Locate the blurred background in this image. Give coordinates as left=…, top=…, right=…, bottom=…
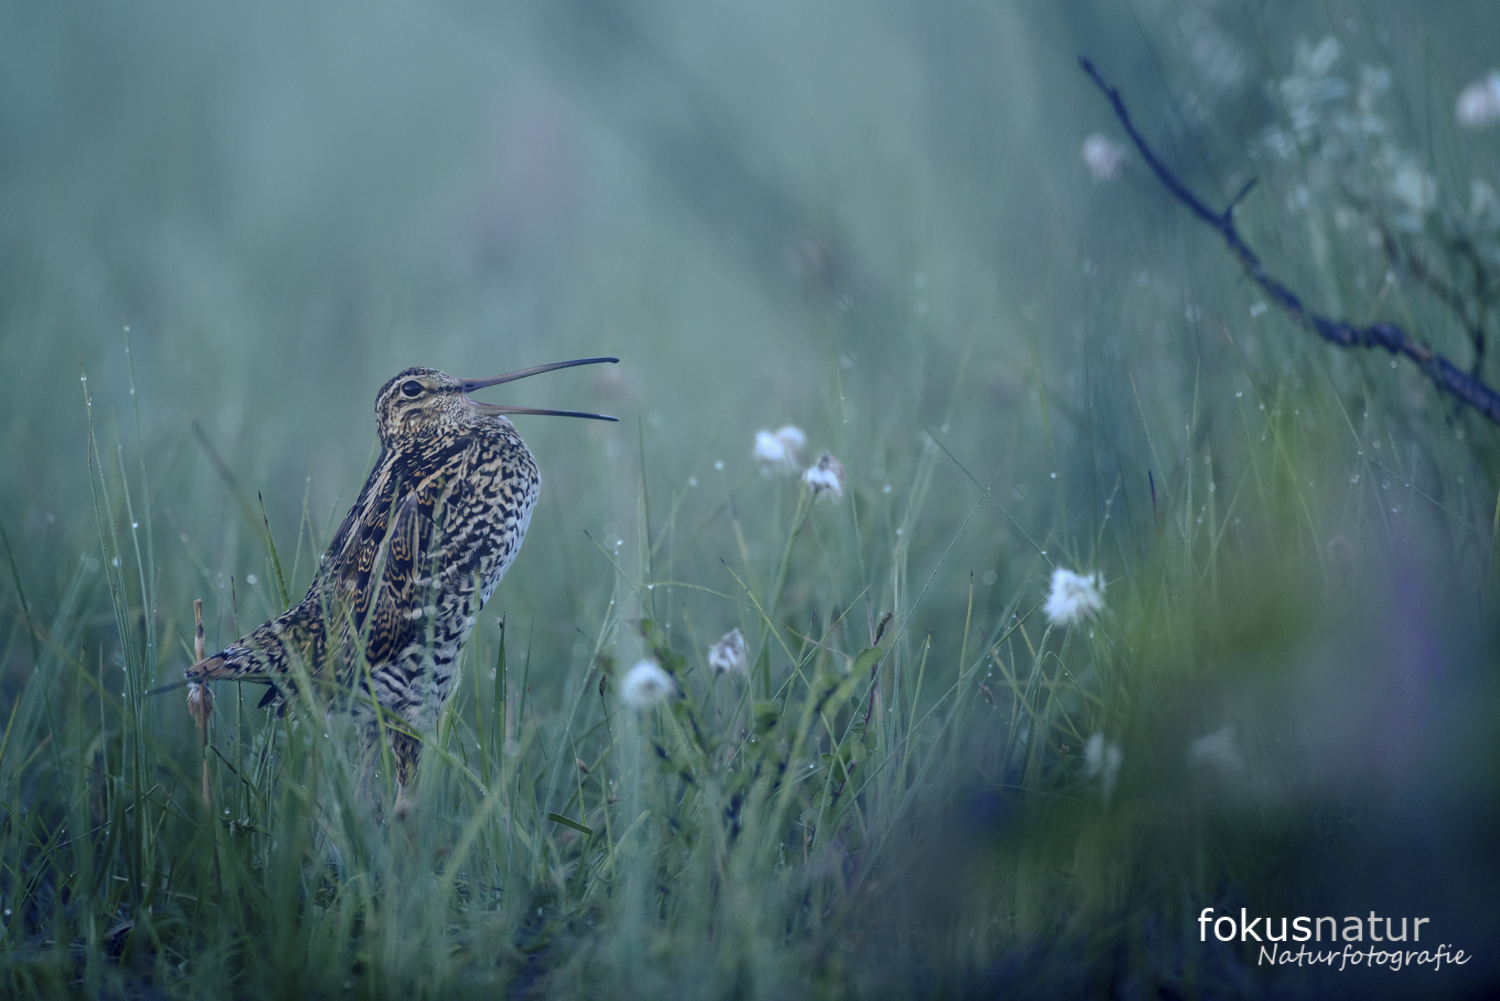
left=2, top=0, right=1499, bottom=995
left=2, top=0, right=1492, bottom=666
left=3, top=0, right=1497, bottom=622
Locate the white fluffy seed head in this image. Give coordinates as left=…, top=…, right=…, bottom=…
left=620, top=659, right=673, bottom=709
left=803, top=450, right=845, bottom=502
left=1082, top=134, right=1128, bottom=180
left=1084, top=732, right=1123, bottom=805
left=754, top=425, right=805, bottom=474
left=707, top=627, right=748, bottom=677
left=1387, top=161, right=1437, bottom=217
left=1456, top=71, right=1500, bottom=128
left=1044, top=567, right=1106, bottom=626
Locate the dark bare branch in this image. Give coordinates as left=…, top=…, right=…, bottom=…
left=1079, top=56, right=1500, bottom=426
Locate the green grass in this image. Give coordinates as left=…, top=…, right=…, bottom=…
left=3, top=329, right=1495, bottom=997
left=3, top=3, right=1500, bottom=998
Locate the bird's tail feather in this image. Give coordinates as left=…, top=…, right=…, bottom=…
left=185, top=654, right=233, bottom=680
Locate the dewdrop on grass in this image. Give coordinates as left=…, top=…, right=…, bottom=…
left=620, top=660, right=673, bottom=709
left=707, top=628, right=748, bottom=677
left=1044, top=568, right=1106, bottom=626
left=754, top=425, right=805, bottom=475
left=803, top=450, right=845, bottom=502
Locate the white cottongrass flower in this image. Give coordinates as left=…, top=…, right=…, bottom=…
left=1456, top=71, right=1500, bottom=128
left=803, top=450, right=844, bottom=502
left=1043, top=568, right=1106, bottom=626
left=753, top=425, right=805, bottom=474
left=1084, top=732, right=1123, bottom=805
left=707, top=627, right=748, bottom=677
left=1470, top=180, right=1500, bottom=228
left=620, top=659, right=673, bottom=709
left=1387, top=160, right=1437, bottom=218
left=1082, top=134, right=1128, bottom=181
left=1188, top=725, right=1245, bottom=773
left=1272, top=37, right=1346, bottom=139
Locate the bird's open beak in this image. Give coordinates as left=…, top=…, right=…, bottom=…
left=460, top=357, right=620, bottom=422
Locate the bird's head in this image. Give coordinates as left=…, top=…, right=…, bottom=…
left=373, top=358, right=620, bottom=444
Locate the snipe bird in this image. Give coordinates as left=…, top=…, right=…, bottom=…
left=185, top=357, right=617, bottom=810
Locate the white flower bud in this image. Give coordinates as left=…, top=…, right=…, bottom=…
left=803, top=450, right=844, bottom=502
left=754, top=425, right=805, bottom=474
left=1082, top=134, right=1128, bottom=180
left=707, top=627, right=748, bottom=677
left=1043, top=568, right=1106, bottom=626
left=620, top=660, right=673, bottom=709
left=1456, top=71, right=1500, bottom=128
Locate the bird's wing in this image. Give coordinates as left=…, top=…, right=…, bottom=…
left=331, top=438, right=480, bottom=670
left=179, top=439, right=479, bottom=691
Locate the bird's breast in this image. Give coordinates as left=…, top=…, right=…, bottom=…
left=461, top=424, right=540, bottom=597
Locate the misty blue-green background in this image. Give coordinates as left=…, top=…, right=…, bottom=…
left=3, top=1, right=1499, bottom=994
left=5, top=0, right=1495, bottom=642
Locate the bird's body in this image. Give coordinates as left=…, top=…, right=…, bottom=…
left=185, top=360, right=615, bottom=805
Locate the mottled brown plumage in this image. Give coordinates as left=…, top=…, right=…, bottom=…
left=185, top=358, right=617, bottom=810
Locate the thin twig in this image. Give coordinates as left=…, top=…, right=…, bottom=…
left=1079, top=56, right=1500, bottom=425
left=1361, top=202, right=1490, bottom=379
left=187, top=598, right=213, bottom=812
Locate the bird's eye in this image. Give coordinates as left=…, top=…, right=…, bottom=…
left=400, top=380, right=423, bottom=398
